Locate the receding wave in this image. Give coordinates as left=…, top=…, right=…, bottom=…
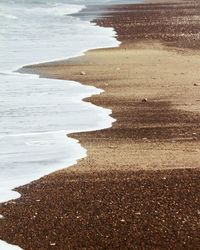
left=0, top=0, right=119, bottom=206
left=0, top=1, right=119, bottom=249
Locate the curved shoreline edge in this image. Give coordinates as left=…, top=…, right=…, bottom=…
left=0, top=4, right=120, bottom=205
left=0, top=4, right=120, bottom=250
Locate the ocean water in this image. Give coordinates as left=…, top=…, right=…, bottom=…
left=0, top=0, right=134, bottom=249
left=0, top=0, right=120, bottom=202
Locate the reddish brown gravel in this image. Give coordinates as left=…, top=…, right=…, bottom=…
left=0, top=169, right=200, bottom=249
left=93, top=1, right=200, bottom=49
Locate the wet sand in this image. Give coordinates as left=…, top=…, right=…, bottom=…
left=0, top=1, right=200, bottom=249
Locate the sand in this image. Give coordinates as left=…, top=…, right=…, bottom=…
left=0, top=1, right=200, bottom=249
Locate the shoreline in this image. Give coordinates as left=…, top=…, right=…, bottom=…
left=0, top=4, right=119, bottom=206
left=1, top=1, right=200, bottom=249
left=0, top=4, right=120, bottom=249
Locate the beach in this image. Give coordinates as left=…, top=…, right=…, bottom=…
left=0, top=1, right=200, bottom=249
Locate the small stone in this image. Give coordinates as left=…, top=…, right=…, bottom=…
left=80, top=71, right=86, bottom=75
left=50, top=242, right=56, bottom=246
left=120, top=219, right=125, bottom=222
left=162, top=176, right=167, bottom=180
left=194, top=83, right=199, bottom=86
left=135, top=212, right=141, bottom=215
left=0, top=215, right=4, bottom=219
left=108, top=145, right=117, bottom=149
left=142, top=98, right=148, bottom=102
left=8, top=201, right=16, bottom=204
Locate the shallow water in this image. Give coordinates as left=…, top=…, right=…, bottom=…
left=0, top=0, right=119, bottom=204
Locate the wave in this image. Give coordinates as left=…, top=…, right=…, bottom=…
left=0, top=3, right=85, bottom=23
left=23, top=3, right=85, bottom=17
left=0, top=12, right=17, bottom=19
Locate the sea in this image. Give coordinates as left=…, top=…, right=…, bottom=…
left=0, top=0, right=134, bottom=249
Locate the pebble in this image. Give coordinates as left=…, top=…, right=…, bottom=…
left=8, top=201, right=16, bottom=204
left=108, top=145, right=117, bottom=149
left=142, top=98, right=148, bottom=102
left=50, top=242, right=56, bottom=246
left=80, top=71, right=86, bottom=75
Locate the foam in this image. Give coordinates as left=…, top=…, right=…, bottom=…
left=0, top=1, right=119, bottom=249
left=0, top=240, right=21, bottom=250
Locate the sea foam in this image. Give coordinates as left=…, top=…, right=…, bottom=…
left=0, top=1, right=119, bottom=249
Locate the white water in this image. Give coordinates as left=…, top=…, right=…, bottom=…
left=0, top=0, right=120, bottom=202
left=0, top=240, right=21, bottom=250
left=0, top=1, right=121, bottom=249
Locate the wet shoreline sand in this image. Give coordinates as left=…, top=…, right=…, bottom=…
left=1, top=1, right=200, bottom=249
